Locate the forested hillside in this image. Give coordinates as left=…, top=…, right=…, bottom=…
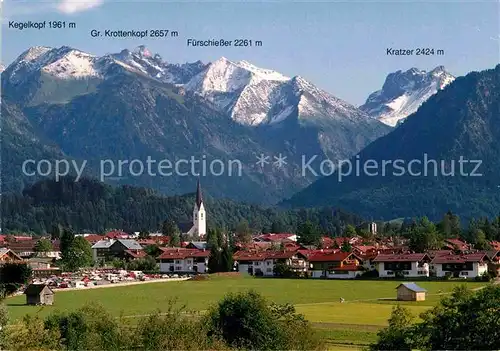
left=2, top=177, right=363, bottom=234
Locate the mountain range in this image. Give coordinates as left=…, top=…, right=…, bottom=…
left=1, top=45, right=391, bottom=204
left=285, top=65, right=500, bottom=221
left=3, top=44, right=480, bottom=219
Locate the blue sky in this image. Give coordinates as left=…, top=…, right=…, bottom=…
left=2, top=0, right=499, bottom=105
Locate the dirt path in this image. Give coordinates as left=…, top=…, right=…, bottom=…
left=312, top=322, right=382, bottom=331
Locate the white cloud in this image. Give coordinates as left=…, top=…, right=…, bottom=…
left=56, top=0, right=104, bottom=14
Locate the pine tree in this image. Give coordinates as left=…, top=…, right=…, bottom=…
left=170, top=231, right=181, bottom=247
left=297, top=220, right=321, bottom=246
left=138, top=230, right=150, bottom=239
left=50, top=224, right=63, bottom=240
left=60, top=227, right=75, bottom=260
left=208, top=243, right=222, bottom=273
left=162, top=219, right=179, bottom=237
left=220, top=245, right=234, bottom=272
left=235, top=220, right=252, bottom=244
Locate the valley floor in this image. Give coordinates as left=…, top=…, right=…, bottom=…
left=6, top=276, right=485, bottom=349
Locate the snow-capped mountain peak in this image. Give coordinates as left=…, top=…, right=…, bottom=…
left=42, top=49, right=98, bottom=79
left=360, top=66, right=455, bottom=127
left=4, top=45, right=209, bottom=88
left=18, top=46, right=52, bottom=63
left=185, top=59, right=371, bottom=127
left=235, top=60, right=289, bottom=81
left=5, top=46, right=99, bottom=84
left=4, top=45, right=380, bottom=130
left=133, top=45, right=152, bottom=58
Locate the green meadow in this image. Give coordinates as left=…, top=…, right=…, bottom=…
left=6, top=276, right=484, bottom=350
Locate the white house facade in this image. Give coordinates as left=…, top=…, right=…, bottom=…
left=431, top=252, right=490, bottom=278
left=158, top=248, right=209, bottom=273
left=373, top=253, right=431, bottom=278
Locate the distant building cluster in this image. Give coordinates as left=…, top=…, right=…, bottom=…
left=1, top=182, right=499, bottom=283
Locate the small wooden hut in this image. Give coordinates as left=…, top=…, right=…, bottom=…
left=396, top=282, right=426, bottom=301
left=24, top=284, right=54, bottom=305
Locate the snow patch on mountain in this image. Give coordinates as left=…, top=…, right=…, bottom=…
left=4, top=45, right=207, bottom=88
left=185, top=57, right=295, bottom=125
left=108, top=46, right=207, bottom=84
left=4, top=45, right=381, bottom=130
left=42, top=50, right=99, bottom=79
left=360, top=66, right=455, bottom=127
left=185, top=59, right=370, bottom=127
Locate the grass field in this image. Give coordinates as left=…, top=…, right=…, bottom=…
left=5, top=276, right=485, bottom=350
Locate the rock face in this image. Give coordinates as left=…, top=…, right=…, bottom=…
left=360, top=66, right=455, bottom=127
left=1, top=45, right=390, bottom=204
left=285, top=65, right=500, bottom=221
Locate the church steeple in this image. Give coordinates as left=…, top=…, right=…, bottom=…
left=196, top=179, right=203, bottom=208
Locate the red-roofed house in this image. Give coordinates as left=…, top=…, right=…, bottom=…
left=233, top=251, right=267, bottom=275
left=6, top=239, right=37, bottom=258
left=82, top=235, right=105, bottom=244
left=373, top=253, right=431, bottom=278
left=442, top=238, right=471, bottom=252
left=431, top=252, right=491, bottom=278
left=298, top=248, right=338, bottom=259
left=320, top=236, right=362, bottom=249
left=157, top=248, right=210, bottom=273
left=0, top=248, right=23, bottom=263
left=488, top=250, right=500, bottom=276
left=233, top=250, right=308, bottom=276
left=308, top=251, right=363, bottom=279
left=490, top=241, right=500, bottom=251
left=235, top=242, right=273, bottom=251
left=13, top=235, right=33, bottom=241
left=105, top=230, right=130, bottom=239
left=124, top=249, right=148, bottom=261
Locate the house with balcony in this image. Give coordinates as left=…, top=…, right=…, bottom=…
left=157, top=248, right=209, bottom=273
left=233, top=251, right=267, bottom=275
left=233, top=250, right=308, bottom=276
left=0, top=248, right=23, bottom=263
left=308, top=251, right=363, bottom=279
left=373, top=253, right=431, bottom=278
left=6, top=239, right=37, bottom=258
left=431, top=252, right=491, bottom=278
left=91, top=239, right=143, bottom=262
left=264, top=251, right=309, bottom=276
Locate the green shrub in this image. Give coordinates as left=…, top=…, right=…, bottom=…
left=205, top=290, right=324, bottom=350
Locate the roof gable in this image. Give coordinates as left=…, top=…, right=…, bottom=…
left=158, top=248, right=209, bottom=260
left=24, top=284, right=53, bottom=295
left=373, top=253, right=429, bottom=262
left=115, top=239, right=143, bottom=250
left=397, top=282, right=427, bottom=292
left=0, top=248, right=22, bottom=261
left=431, top=252, right=490, bottom=264
left=91, top=239, right=115, bottom=249
left=308, top=251, right=357, bottom=262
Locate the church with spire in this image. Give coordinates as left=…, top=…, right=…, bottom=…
left=179, top=180, right=207, bottom=239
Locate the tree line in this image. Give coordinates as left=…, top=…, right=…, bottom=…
left=2, top=177, right=363, bottom=235
left=0, top=291, right=324, bottom=351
